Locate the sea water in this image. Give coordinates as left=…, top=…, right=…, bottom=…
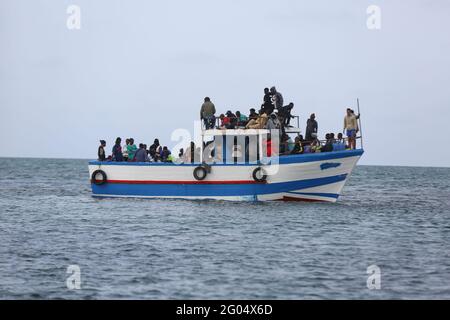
left=0, top=158, right=449, bottom=299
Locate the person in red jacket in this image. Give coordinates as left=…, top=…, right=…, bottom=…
left=219, top=114, right=230, bottom=129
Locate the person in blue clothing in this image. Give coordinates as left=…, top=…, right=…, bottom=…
left=112, top=137, right=124, bottom=161
left=134, top=143, right=150, bottom=162
left=332, top=133, right=346, bottom=151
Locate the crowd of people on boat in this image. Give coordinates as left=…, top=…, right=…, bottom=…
left=200, top=87, right=295, bottom=131
left=97, top=138, right=179, bottom=163
left=97, top=87, right=360, bottom=162
left=199, top=86, right=360, bottom=150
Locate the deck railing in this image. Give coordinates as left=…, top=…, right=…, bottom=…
left=203, top=115, right=301, bottom=130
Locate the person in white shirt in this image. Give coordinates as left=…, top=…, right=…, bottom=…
left=122, top=138, right=129, bottom=161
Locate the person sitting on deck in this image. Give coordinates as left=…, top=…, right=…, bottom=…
left=321, top=133, right=333, bottom=153
left=226, top=111, right=237, bottom=129
left=134, top=143, right=150, bottom=162
left=161, top=146, right=172, bottom=162
left=219, top=113, right=230, bottom=129
left=112, top=137, right=124, bottom=161
left=279, top=133, right=292, bottom=155
left=122, top=138, right=130, bottom=161
left=248, top=108, right=258, bottom=121
left=200, top=97, right=216, bottom=130
left=311, top=138, right=322, bottom=153
left=98, top=140, right=106, bottom=161
left=245, top=110, right=268, bottom=129
left=235, top=111, right=248, bottom=127
left=149, top=138, right=162, bottom=162
left=333, top=133, right=346, bottom=151
left=127, top=138, right=138, bottom=161
left=290, top=135, right=304, bottom=154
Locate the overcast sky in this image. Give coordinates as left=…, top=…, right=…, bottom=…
left=1, top=0, right=449, bottom=167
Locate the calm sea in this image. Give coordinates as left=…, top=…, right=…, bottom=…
left=0, top=158, right=449, bottom=299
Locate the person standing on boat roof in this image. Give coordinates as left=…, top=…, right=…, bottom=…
left=98, top=140, right=106, bottom=161
left=344, top=108, right=359, bottom=150
left=279, top=103, right=295, bottom=127
left=200, top=97, right=216, bottom=130
left=270, top=87, right=284, bottom=111
left=112, top=137, right=124, bottom=162
left=262, top=88, right=274, bottom=115
left=305, top=113, right=318, bottom=143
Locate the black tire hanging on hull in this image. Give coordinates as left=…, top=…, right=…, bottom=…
left=193, top=166, right=208, bottom=181
left=252, top=167, right=267, bottom=182
left=91, top=169, right=107, bottom=185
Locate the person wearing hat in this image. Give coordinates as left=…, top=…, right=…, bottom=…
left=98, top=140, right=106, bottom=161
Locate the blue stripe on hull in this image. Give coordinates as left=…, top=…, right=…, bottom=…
left=92, top=174, right=347, bottom=197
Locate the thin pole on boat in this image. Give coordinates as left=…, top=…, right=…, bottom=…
left=357, top=98, right=364, bottom=149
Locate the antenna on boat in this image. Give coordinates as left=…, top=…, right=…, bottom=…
left=357, top=98, right=364, bottom=149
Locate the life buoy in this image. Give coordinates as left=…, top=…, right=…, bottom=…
left=252, top=167, right=267, bottom=182
left=193, top=166, right=208, bottom=181
left=91, top=169, right=107, bottom=185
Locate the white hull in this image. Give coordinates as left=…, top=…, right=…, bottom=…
left=89, top=149, right=363, bottom=202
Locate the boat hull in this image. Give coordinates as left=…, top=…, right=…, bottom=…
left=88, top=149, right=363, bottom=202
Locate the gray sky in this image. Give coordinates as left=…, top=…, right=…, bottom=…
left=1, top=0, right=449, bottom=167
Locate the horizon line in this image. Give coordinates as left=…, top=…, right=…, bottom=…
left=0, top=156, right=448, bottom=169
